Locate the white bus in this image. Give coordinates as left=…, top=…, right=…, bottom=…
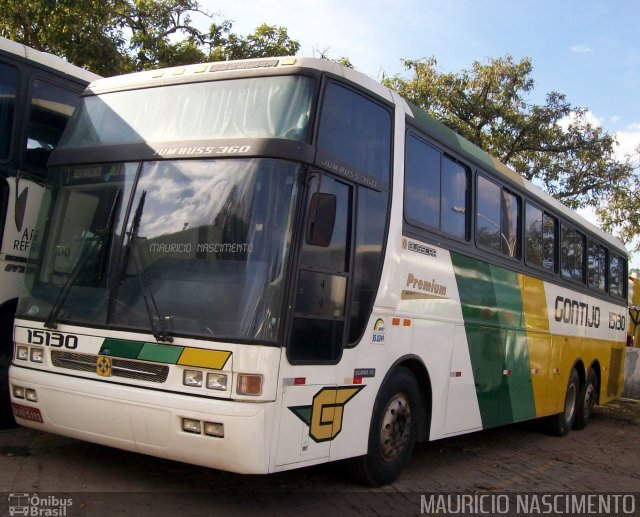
left=0, top=37, right=99, bottom=427
left=9, top=57, right=628, bottom=485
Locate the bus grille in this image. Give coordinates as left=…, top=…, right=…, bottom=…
left=50, top=350, right=169, bottom=383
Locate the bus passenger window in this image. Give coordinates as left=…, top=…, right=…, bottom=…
left=476, top=175, right=520, bottom=258
left=587, top=241, right=607, bottom=291
left=609, top=254, right=626, bottom=298
left=561, top=224, right=585, bottom=282
left=0, top=63, right=18, bottom=160
left=404, top=134, right=468, bottom=239
left=525, top=202, right=557, bottom=271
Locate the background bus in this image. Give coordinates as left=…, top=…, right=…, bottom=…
left=0, top=37, right=100, bottom=427
left=9, top=57, right=628, bottom=485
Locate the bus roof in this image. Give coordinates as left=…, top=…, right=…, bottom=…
left=83, top=56, right=627, bottom=255
left=0, top=36, right=100, bottom=84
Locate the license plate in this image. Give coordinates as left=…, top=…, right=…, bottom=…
left=12, top=402, right=44, bottom=423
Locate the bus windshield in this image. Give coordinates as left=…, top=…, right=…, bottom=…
left=58, top=75, right=315, bottom=148
left=19, top=158, right=301, bottom=343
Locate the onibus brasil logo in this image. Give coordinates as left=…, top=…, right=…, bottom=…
left=8, top=493, right=73, bottom=516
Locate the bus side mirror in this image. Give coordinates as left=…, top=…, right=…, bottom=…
left=306, top=192, right=336, bottom=247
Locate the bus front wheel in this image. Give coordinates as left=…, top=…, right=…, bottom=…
left=346, top=366, right=420, bottom=486
left=546, top=368, right=579, bottom=437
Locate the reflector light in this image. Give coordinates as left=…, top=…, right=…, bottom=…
left=294, top=377, right=306, bottom=385
left=237, top=374, right=263, bottom=396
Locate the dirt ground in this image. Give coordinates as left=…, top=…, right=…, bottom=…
left=1, top=400, right=639, bottom=516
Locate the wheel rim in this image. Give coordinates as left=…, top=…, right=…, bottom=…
left=379, top=393, right=412, bottom=462
left=565, top=383, right=577, bottom=423
left=583, top=382, right=595, bottom=417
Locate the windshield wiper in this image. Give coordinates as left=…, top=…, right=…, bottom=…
left=122, top=191, right=173, bottom=343
left=45, top=189, right=122, bottom=329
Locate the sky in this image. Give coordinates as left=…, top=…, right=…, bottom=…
left=198, top=0, right=640, bottom=266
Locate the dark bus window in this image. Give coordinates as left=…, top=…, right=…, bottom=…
left=404, top=134, right=469, bottom=239
left=290, top=175, right=352, bottom=362
left=25, top=79, right=79, bottom=169
left=476, top=175, right=520, bottom=258
left=561, top=223, right=585, bottom=282
left=0, top=63, right=18, bottom=160
left=609, top=254, right=626, bottom=298
left=348, top=187, right=388, bottom=344
left=587, top=241, right=607, bottom=291
left=317, top=82, right=392, bottom=185
left=525, top=202, right=557, bottom=271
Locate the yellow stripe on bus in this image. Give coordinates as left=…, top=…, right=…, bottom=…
left=177, top=348, right=232, bottom=370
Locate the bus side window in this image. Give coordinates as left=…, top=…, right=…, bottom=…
left=561, top=223, right=585, bottom=282
left=24, top=79, right=79, bottom=170
left=404, top=133, right=469, bottom=239
left=610, top=254, right=626, bottom=298
left=587, top=241, right=607, bottom=291
left=0, top=63, right=18, bottom=161
left=525, top=202, right=557, bottom=272
left=476, top=175, right=521, bottom=258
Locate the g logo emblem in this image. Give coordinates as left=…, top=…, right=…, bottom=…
left=96, top=356, right=112, bottom=377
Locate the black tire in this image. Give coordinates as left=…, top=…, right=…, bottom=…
left=574, top=368, right=597, bottom=430
left=346, top=367, right=421, bottom=486
left=546, top=368, right=579, bottom=437
left=0, top=308, right=17, bottom=429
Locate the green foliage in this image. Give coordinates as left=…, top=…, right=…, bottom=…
left=385, top=55, right=639, bottom=249
left=210, top=23, right=300, bottom=61
left=0, top=0, right=300, bottom=75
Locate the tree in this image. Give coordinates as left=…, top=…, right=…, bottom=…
left=384, top=56, right=639, bottom=248
left=209, top=23, right=300, bottom=61
left=0, top=1, right=301, bottom=76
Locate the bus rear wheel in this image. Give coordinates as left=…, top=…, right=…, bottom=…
left=346, top=367, right=420, bottom=486
left=546, top=368, right=579, bottom=437
left=574, top=368, right=597, bottom=430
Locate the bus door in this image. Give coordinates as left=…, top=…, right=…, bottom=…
left=276, top=172, right=354, bottom=467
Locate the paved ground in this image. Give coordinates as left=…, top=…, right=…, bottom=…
left=0, top=400, right=639, bottom=516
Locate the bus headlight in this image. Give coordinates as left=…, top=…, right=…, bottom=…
left=16, top=346, right=29, bottom=361
left=206, top=373, right=227, bottom=391
left=183, top=370, right=203, bottom=387
left=236, top=374, right=263, bottom=396
left=30, top=348, right=44, bottom=363
left=181, top=418, right=201, bottom=434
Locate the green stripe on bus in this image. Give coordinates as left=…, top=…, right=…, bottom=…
left=138, top=342, right=184, bottom=363
left=100, top=338, right=144, bottom=359
left=452, top=253, right=536, bottom=428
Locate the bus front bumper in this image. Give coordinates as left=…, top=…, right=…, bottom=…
left=9, top=365, right=275, bottom=474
